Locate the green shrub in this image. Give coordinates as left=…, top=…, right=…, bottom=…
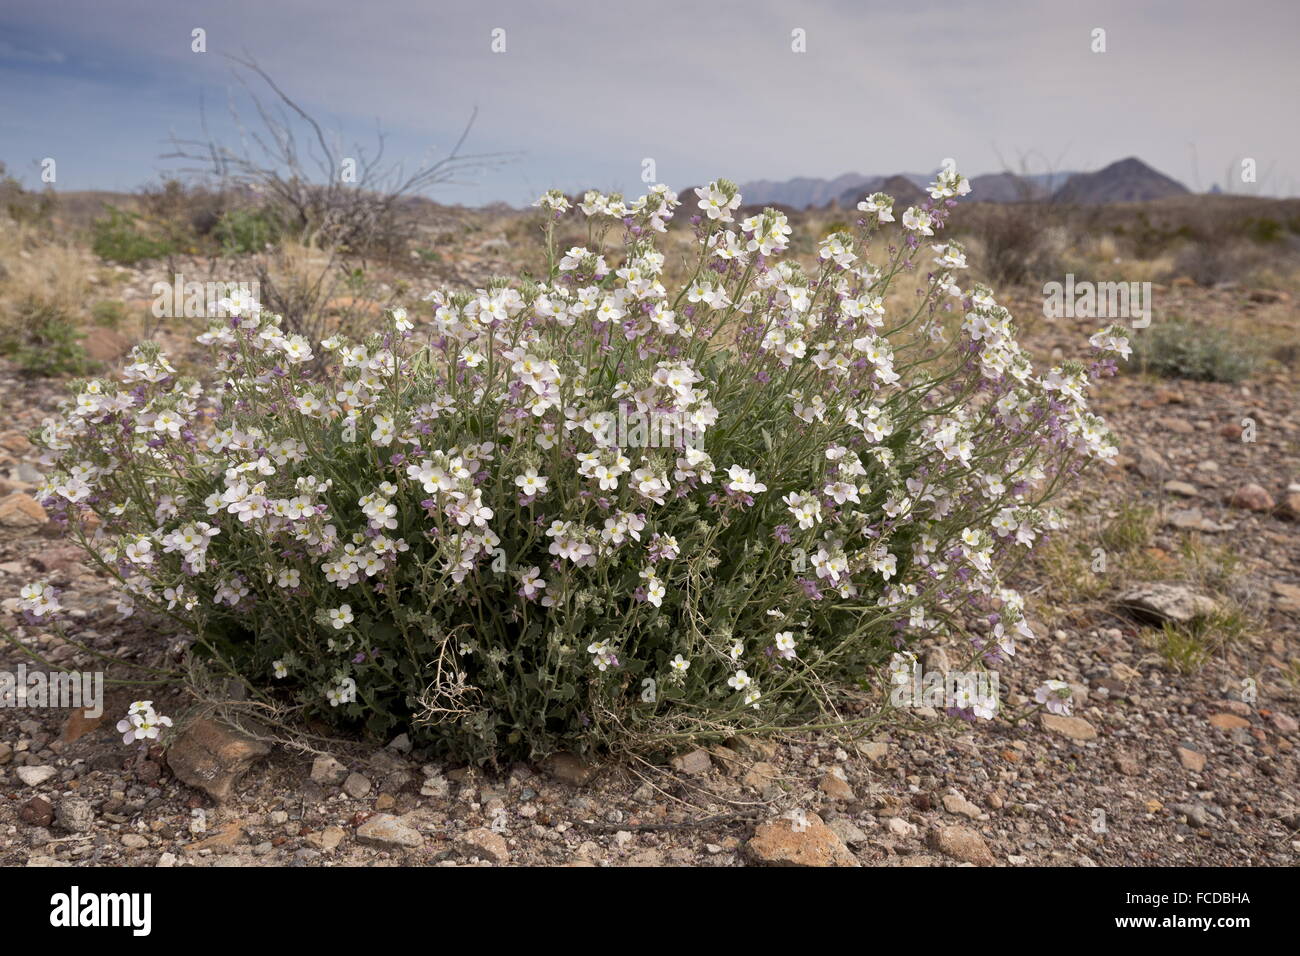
left=214, top=207, right=282, bottom=255
left=0, top=298, right=95, bottom=377
left=1130, top=319, right=1256, bottom=382
left=91, top=206, right=174, bottom=264
left=30, top=170, right=1124, bottom=762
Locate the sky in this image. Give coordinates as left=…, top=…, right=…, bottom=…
left=2, top=0, right=1298, bottom=206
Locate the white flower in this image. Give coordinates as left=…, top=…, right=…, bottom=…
left=727, top=670, right=752, bottom=691
left=328, top=604, right=355, bottom=630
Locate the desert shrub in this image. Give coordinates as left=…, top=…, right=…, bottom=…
left=0, top=298, right=94, bottom=376
left=91, top=206, right=174, bottom=264
left=1130, top=319, right=1256, bottom=382
left=0, top=163, right=57, bottom=226
left=30, top=168, right=1124, bottom=762
left=214, top=207, right=282, bottom=255
left=959, top=203, right=1062, bottom=285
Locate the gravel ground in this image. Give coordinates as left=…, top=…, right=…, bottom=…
left=1, top=281, right=1297, bottom=867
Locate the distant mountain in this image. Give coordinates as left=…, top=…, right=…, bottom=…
left=740, top=158, right=1192, bottom=209
left=837, top=174, right=927, bottom=210
left=1051, top=157, right=1190, bottom=204
left=736, top=173, right=876, bottom=210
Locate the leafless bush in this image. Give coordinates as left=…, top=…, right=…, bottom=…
left=165, top=56, right=509, bottom=256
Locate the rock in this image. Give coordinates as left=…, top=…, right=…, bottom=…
left=355, top=813, right=423, bottom=849
left=1114, top=753, right=1141, bottom=775
left=166, top=718, right=270, bottom=802
left=825, top=817, right=869, bottom=847
left=156, top=852, right=177, bottom=868
left=1228, top=483, right=1274, bottom=512
left=669, top=748, right=713, bottom=775
left=419, top=771, right=450, bottom=799
left=15, top=765, right=57, bottom=787
left=742, top=761, right=780, bottom=791
left=121, top=834, right=149, bottom=850
left=1270, top=711, right=1299, bottom=734
left=728, top=736, right=779, bottom=761
left=942, top=792, right=983, bottom=819
left=183, top=821, right=246, bottom=853
left=454, top=828, right=510, bottom=863
left=746, top=812, right=858, bottom=867
left=541, top=752, right=596, bottom=786
left=1163, top=480, right=1199, bottom=497
left=1277, top=492, right=1300, bottom=521
left=0, top=742, right=11, bottom=764
left=856, top=740, right=888, bottom=762
left=1208, top=712, right=1250, bottom=731
left=1040, top=713, right=1098, bottom=741
left=387, top=733, right=412, bottom=753
left=1274, top=582, right=1300, bottom=614
left=929, top=825, right=995, bottom=865
left=306, top=826, right=346, bottom=851
left=342, top=772, right=372, bottom=799
left=310, top=755, right=348, bottom=786
left=1116, top=583, right=1219, bottom=625
left=0, top=492, right=46, bottom=528
left=886, top=816, right=916, bottom=837
left=1132, top=445, right=1167, bottom=479
left=55, top=797, right=95, bottom=833
left=19, top=796, right=54, bottom=826
left=818, top=767, right=856, bottom=801
left=1176, top=746, right=1207, bottom=772
left=60, top=708, right=106, bottom=744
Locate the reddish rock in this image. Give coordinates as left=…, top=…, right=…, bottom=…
left=0, top=493, right=47, bottom=529
left=929, top=825, right=995, bottom=865
left=19, top=796, right=54, bottom=827
left=1208, top=712, right=1250, bottom=731
left=166, top=718, right=270, bottom=802
left=1228, top=483, right=1274, bottom=512
left=747, top=812, right=858, bottom=867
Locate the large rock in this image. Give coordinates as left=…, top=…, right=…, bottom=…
left=355, top=813, right=423, bottom=849
left=746, top=812, right=858, bottom=867
left=1228, top=483, right=1274, bottom=512
left=454, top=828, right=510, bottom=863
left=1116, top=583, right=1219, bottom=625
left=0, top=493, right=47, bottom=528
left=1041, top=713, right=1098, bottom=741
left=541, top=752, right=596, bottom=786
left=929, top=825, right=995, bottom=865
left=166, top=718, right=270, bottom=802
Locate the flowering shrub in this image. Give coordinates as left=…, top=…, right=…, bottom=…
left=32, top=164, right=1126, bottom=762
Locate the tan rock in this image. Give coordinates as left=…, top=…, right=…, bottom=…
left=818, top=767, right=855, bottom=801
left=669, top=748, right=713, bottom=775
left=1228, top=483, right=1274, bottom=512
left=0, top=493, right=46, bottom=528
left=541, top=752, right=596, bottom=786
left=1176, top=746, right=1207, bottom=772
left=929, top=825, right=995, bottom=865
left=455, top=827, right=510, bottom=863
left=1041, top=713, right=1098, bottom=741
left=746, top=812, right=858, bottom=867
left=1208, top=712, right=1250, bottom=731
left=942, top=792, right=982, bottom=819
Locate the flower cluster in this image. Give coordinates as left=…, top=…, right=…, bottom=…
left=115, top=700, right=173, bottom=745
left=31, top=164, right=1123, bottom=760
